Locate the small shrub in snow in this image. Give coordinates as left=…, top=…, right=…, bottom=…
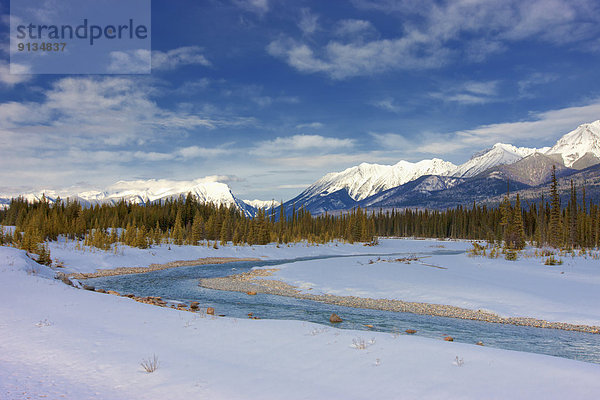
left=544, top=256, right=563, bottom=266
left=35, top=318, right=52, bottom=327
left=351, top=337, right=375, bottom=350
left=453, top=356, right=464, bottom=367
left=468, top=242, right=485, bottom=256
left=307, top=327, right=328, bottom=336
left=141, top=354, right=159, bottom=373
left=504, top=250, right=518, bottom=261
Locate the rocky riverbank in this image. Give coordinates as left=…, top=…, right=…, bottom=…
left=199, top=268, right=600, bottom=334
left=69, top=257, right=261, bottom=279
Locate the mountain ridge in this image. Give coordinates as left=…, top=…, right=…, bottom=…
left=276, top=120, right=600, bottom=215
left=0, top=178, right=257, bottom=216
left=3, top=120, right=600, bottom=216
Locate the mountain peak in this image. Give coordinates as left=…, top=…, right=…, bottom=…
left=547, top=120, right=600, bottom=167
left=455, top=143, right=546, bottom=178
left=0, top=178, right=255, bottom=216
left=302, top=158, right=457, bottom=202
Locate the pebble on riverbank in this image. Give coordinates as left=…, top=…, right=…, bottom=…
left=330, top=313, right=343, bottom=323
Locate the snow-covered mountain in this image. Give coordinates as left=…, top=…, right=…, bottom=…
left=302, top=158, right=457, bottom=202
left=278, top=120, right=600, bottom=214
left=546, top=120, right=600, bottom=168
left=5, top=121, right=600, bottom=216
left=452, top=143, right=550, bottom=178
left=0, top=178, right=256, bottom=216
left=243, top=199, right=280, bottom=210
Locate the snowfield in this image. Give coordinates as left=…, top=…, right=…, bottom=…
left=2, top=239, right=600, bottom=399
left=46, top=236, right=470, bottom=275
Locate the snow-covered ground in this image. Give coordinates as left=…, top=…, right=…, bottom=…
left=47, top=236, right=470, bottom=275
left=2, top=240, right=600, bottom=399
left=258, top=244, right=600, bottom=326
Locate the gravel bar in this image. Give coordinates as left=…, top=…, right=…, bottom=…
left=199, top=268, right=600, bottom=334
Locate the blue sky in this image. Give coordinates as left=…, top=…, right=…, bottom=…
left=1, top=0, right=600, bottom=201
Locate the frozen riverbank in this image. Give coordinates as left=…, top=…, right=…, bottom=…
left=0, top=244, right=600, bottom=400
left=199, top=267, right=600, bottom=334
left=3, top=239, right=600, bottom=399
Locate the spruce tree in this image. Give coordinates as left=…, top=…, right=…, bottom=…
left=37, top=243, right=52, bottom=266
left=135, top=225, right=148, bottom=249
left=548, top=165, right=562, bottom=248
left=191, top=211, right=204, bottom=245
left=171, top=210, right=184, bottom=246
left=511, top=194, right=526, bottom=250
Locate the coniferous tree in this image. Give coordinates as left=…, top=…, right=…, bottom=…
left=568, top=180, right=577, bottom=249
left=511, top=194, right=526, bottom=250
left=171, top=210, right=184, bottom=245
left=548, top=165, right=562, bottom=248
left=191, top=211, right=204, bottom=245
left=135, top=225, right=148, bottom=249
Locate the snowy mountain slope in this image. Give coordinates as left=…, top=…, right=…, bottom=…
left=452, top=143, right=550, bottom=178
left=487, top=163, right=600, bottom=207
left=302, top=158, right=457, bottom=202
left=361, top=175, right=464, bottom=208
left=243, top=199, right=281, bottom=210
left=358, top=172, right=533, bottom=210
left=571, top=152, right=600, bottom=170
left=487, top=153, right=575, bottom=186
left=273, top=158, right=457, bottom=215
left=546, top=120, right=600, bottom=168
left=0, top=178, right=256, bottom=216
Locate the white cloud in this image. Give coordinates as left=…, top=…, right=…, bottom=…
left=454, top=100, right=600, bottom=146
left=369, top=132, right=413, bottom=148
left=369, top=99, right=600, bottom=157
left=0, top=76, right=255, bottom=188
left=233, top=0, right=269, bottom=15
left=298, top=8, right=319, bottom=35
left=295, top=122, right=323, bottom=129
left=252, top=134, right=355, bottom=156
left=220, top=83, right=299, bottom=108
left=0, top=61, right=31, bottom=86
left=269, top=0, right=600, bottom=79
left=430, top=80, right=500, bottom=105
left=152, top=46, right=211, bottom=71
left=371, top=98, right=405, bottom=113
left=334, top=19, right=375, bottom=37
left=518, top=72, right=560, bottom=97
left=409, top=99, right=600, bottom=156
left=176, top=146, right=229, bottom=160
left=264, top=151, right=401, bottom=168
left=268, top=33, right=449, bottom=79
left=108, top=50, right=151, bottom=74
left=465, top=39, right=506, bottom=63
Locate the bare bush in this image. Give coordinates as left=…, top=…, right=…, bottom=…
left=35, top=318, right=52, bottom=328
left=453, top=356, right=464, bottom=367
left=141, top=354, right=159, bottom=373
left=351, top=337, right=376, bottom=350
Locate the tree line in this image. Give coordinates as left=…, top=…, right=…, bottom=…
left=1, top=167, right=598, bottom=264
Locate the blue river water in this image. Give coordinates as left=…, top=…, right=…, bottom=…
left=85, top=252, right=600, bottom=364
